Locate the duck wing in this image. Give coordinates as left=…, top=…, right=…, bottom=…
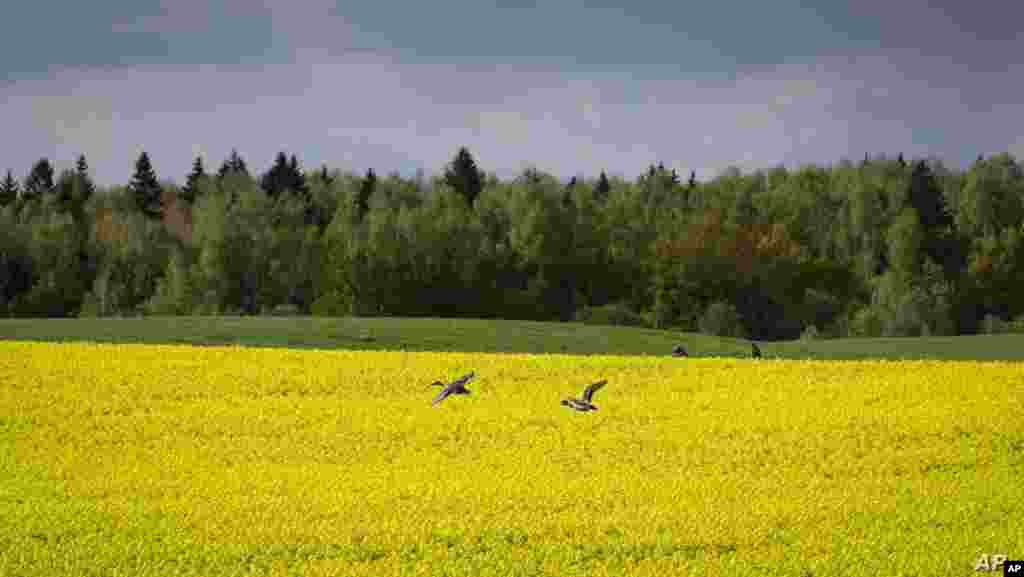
left=582, top=380, right=607, bottom=402
left=450, top=372, right=475, bottom=392
left=432, top=383, right=457, bottom=405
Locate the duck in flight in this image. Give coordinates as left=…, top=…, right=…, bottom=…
left=561, top=380, right=607, bottom=412
left=431, top=372, right=475, bottom=406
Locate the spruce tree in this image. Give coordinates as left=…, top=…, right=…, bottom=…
left=217, top=148, right=249, bottom=180
left=260, top=152, right=291, bottom=199
left=594, top=170, right=611, bottom=200
left=683, top=170, right=697, bottom=208
left=130, top=151, right=163, bottom=219
left=181, top=156, right=205, bottom=205
left=54, top=169, right=80, bottom=215
left=906, top=159, right=965, bottom=285
left=355, top=168, right=376, bottom=222
left=0, top=170, right=18, bottom=207
left=907, top=160, right=952, bottom=233
left=55, top=159, right=95, bottom=218
left=319, top=165, right=334, bottom=187
left=562, top=177, right=577, bottom=209
left=288, top=154, right=308, bottom=199
left=443, top=146, right=483, bottom=207
left=73, top=154, right=95, bottom=208
left=22, top=158, right=55, bottom=204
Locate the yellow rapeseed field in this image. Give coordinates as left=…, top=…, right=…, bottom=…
left=1, top=341, right=1022, bottom=576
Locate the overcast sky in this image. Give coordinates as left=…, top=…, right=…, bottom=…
left=1, top=0, right=1021, bottom=186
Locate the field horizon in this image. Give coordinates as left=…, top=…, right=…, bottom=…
left=4, top=316, right=1024, bottom=361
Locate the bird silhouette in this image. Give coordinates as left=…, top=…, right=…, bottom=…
left=561, top=380, right=607, bottom=412
left=431, top=372, right=475, bottom=406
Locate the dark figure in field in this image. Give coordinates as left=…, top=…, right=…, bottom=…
left=671, top=344, right=688, bottom=357
left=430, top=372, right=475, bottom=406
left=751, top=342, right=762, bottom=358
left=561, top=380, right=607, bottom=412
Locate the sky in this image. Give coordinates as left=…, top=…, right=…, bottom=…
left=1, top=0, right=1021, bottom=186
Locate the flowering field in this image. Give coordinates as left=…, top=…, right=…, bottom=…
left=1, top=341, right=1022, bottom=576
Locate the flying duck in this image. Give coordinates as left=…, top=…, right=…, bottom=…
left=561, top=380, right=607, bottom=412
left=431, top=372, right=475, bottom=406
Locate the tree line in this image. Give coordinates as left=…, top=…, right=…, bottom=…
left=2, top=145, right=1023, bottom=340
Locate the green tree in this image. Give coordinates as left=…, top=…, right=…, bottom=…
left=19, top=212, right=92, bottom=317
left=0, top=170, right=18, bottom=207
left=145, top=248, right=195, bottom=315
left=594, top=170, right=611, bottom=201
left=260, top=152, right=293, bottom=199
left=444, top=146, right=484, bottom=207
left=355, top=168, right=376, bottom=222
left=130, top=151, right=164, bottom=220
left=180, top=156, right=206, bottom=205
left=23, top=158, right=55, bottom=206
left=48, top=156, right=93, bottom=218
left=907, top=160, right=953, bottom=234
left=53, top=169, right=83, bottom=216
left=958, top=153, right=1024, bottom=237
left=288, top=155, right=309, bottom=200
left=217, top=148, right=249, bottom=180
left=887, top=207, right=925, bottom=280
left=0, top=213, right=35, bottom=314
left=318, top=165, right=334, bottom=187
left=75, top=154, right=95, bottom=201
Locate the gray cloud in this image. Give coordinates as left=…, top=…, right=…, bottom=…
left=2, top=45, right=1021, bottom=186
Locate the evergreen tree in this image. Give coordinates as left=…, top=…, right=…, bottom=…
left=594, top=170, right=611, bottom=200
left=907, top=160, right=953, bottom=233
left=288, top=154, right=309, bottom=199
left=261, top=152, right=291, bottom=199
left=75, top=154, right=95, bottom=201
left=444, top=146, right=484, bottom=207
left=355, top=168, right=376, bottom=222
left=54, top=169, right=84, bottom=215
left=51, top=157, right=92, bottom=215
left=181, top=156, right=206, bottom=205
left=260, top=152, right=308, bottom=201
left=23, top=158, right=55, bottom=204
left=0, top=170, right=18, bottom=207
left=906, top=159, right=965, bottom=285
left=217, top=148, right=249, bottom=180
left=318, top=165, right=334, bottom=187
left=654, top=162, right=680, bottom=187
left=130, top=151, right=163, bottom=219
left=563, top=176, right=577, bottom=208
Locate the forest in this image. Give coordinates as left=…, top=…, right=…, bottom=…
left=2, top=146, right=1023, bottom=340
